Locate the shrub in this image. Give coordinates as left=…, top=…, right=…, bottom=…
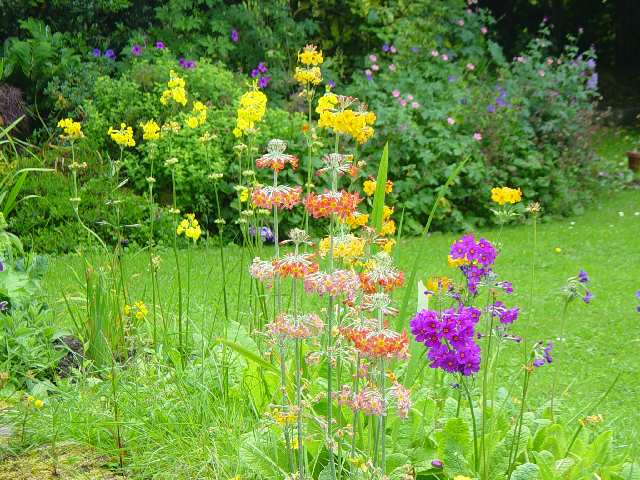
left=346, top=1, right=608, bottom=233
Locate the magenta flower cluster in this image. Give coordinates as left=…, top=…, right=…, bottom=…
left=410, top=305, right=482, bottom=376
left=449, top=234, right=497, bottom=294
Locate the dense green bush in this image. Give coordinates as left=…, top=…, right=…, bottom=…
left=347, top=1, right=610, bottom=232
left=9, top=167, right=173, bottom=254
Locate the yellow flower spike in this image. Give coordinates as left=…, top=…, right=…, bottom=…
left=380, top=219, right=396, bottom=237
left=239, top=187, right=249, bottom=203
left=108, top=123, right=136, bottom=147
left=185, top=116, right=199, bottom=129
left=176, top=213, right=201, bottom=242
left=234, top=87, right=267, bottom=138
left=491, top=186, right=522, bottom=205
left=298, top=44, right=323, bottom=66
left=124, top=304, right=131, bottom=316
left=382, top=239, right=396, bottom=253
left=57, top=118, right=83, bottom=140
left=140, top=120, right=160, bottom=140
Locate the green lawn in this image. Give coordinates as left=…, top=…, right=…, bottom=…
left=42, top=187, right=640, bottom=448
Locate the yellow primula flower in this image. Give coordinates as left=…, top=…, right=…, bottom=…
left=57, top=118, right=83, bottom=140
left=140, top=120, right=160, bottom=140
left=160, top=70, right=188, bottom=107
left=318, top=235, right=365, bottom=263
left=33, top=399, right=44, bottom=409
left=448, top=254, right=468, bottom=267
left=108, top=123, right=136, bottom=147
left=239, top=187, right=249, bottom=203
left=185, top=116, right=199, bottom=129
left=380, top=219, right=396, bottom=237
left=176, top=213, right=201, bottom=242
left=294, top=66, right=322, bottom=86
left=133, top=301, right=148, bottom=320
left=234, top=88, right=267, bottom=138
left=344, top=211, right=369, bottom=229
left=490, top=186, right=522, bottom=205
left=363, top=180, right=376, bottom=196
left=425, top=276, right=451, bottom=295
left=382, top=239, right=396, bottom=252
left=298, top=44, right=323, bottom=66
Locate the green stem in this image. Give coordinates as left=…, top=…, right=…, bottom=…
left=463, top=377, right=479, bottom=473
left=550, top=300, right=570, bottom=420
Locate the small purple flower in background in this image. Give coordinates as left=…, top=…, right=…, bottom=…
left=382, top=44, right=390, bottom=52
left=257, top=62, right=268, bottom=74
left=258, top=76, right=271, bottom=88
left=391, top=89, right=400, bottom=98
left=481, top=26, right=488, bottom=34
left=411, top=46, right=419, bottom=53
left=92, top=48, right=101, bottom=57
left=448, top=75, right=457, bottom=83
left=388, top=63, right=396, bottom=72
left=0, top=260, right=4, bottom=272
left=368, top=54, right=377, bottom=63
left=250, top=68, right=259, bottom=78
left=231, top=29, right=239, bottom=43
left=533, top=341, right=553, bottom=367
left=497, top=281, right=513, bottom=294
left=582, top=290, right=593, bottom=304
left=327, top=80, right=335, bottom=88
left=473, top=132, right=482, bottom=141
left=155, top=41, right=165, bottom=50
left=431, top=459, right=443, bottom=469
left=543, top=15, right=549, bottom=23
left=635, top=290, right=640, bottom=313
left=179, top=58, right=196, bottom=69
left=489, top=301, right=520, bottom=324
left=131, top=44, right=143, bottom=56
left=104, top=49, right=116, bottom=60
left=249, top=226, right=274, bottom=243
left=578, top=269, right=589, bottom=283
left=364, top=69, right=373, bottom=81
left=487, top=104, right=496, bottom=113
left=587, top=73, right=598, bottom=90
left=0, top=301, right=7, bottom=312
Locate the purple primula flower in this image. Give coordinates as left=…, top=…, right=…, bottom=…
left=257, top=62, right=268, bottom=73
left=487, top=104, right=496, bottom=113
left=582, top=290, right=593, bottom=304
left=411, top=46, right=419, bottom=53
left=382, top=44, right=390, bottom=52
left=92, top=48, right=101, bottom=57
left=587, top=73, right=598, bottom=90
left=155, top=41, right=165, bottom=49
left=257, top=76, right=271, bottom=88
left=411, top=305, right=482, bottom=376
left=533, top=341, right=553, bottom=367
left=181, top=59, right=196, bottom=69
left=231, top=29, right=239, bottom=43
left=368, top=54, right=378, bottom=63
left=327, top=80, right=335, bottom=88
left=131, top=44, right=143, bottom=56
left=431, top=459, right=443, bottom=468
left=488, top=301, right=520, bottom=324
left=104, top=49, right=116, bottom=59
left=578, top=269, right=589, bottom=283
left=448, top=75, right=457, bottom=83
left=249, top=226, right=274, bottom=243
left=497, top=281, right=513, bottom=294
left=586, top=58, right=596, bottom=70
left=250, top=68, right=259, bottom=78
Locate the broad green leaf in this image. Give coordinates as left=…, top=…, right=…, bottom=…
left=214, top=337, right=277, bottom=373
left=511, top=462, right=540, bottom=480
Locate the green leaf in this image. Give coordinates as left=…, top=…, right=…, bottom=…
left=511, top=463, right=540, bottom=480
left=370, top=142, right=389, bottom=233
left=214, top=337, right=277, bottom=373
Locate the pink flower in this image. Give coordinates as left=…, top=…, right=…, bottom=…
left=447, top=117, right=455, bottom=125
left=399, top=99, right=407, bottom=107
left=538, top=69, right=545, bottom=77
left=431, top=49, right=439, bottom=57
left=391, top=89, right=400, bottom=98
left=473, top=132, right=482, bottom=141
left=515, top=56, right=526, bottom=63
left=546, top=58, right=554, bottom=65
left=480, top=26, right=488, bottom=34
left=371, top=64, right=380, bottom=71
left=365, top=68, right=372, bottom=76
left=441, top=54, right=449, bottom=61
left=411, top=101, right=420, bottom=109
left=466, top=63, right=475, bottom=70
left=390, top=45, right=397, bottom=54
left=557, top=59, right=562, bottom=65
left=457, top=19, right=465, bottom=26
left=388, top=63, right=397, bottom=72
left=369, top=54, right=378, bottom=63
left=406, top=94, right=413, bottom=101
